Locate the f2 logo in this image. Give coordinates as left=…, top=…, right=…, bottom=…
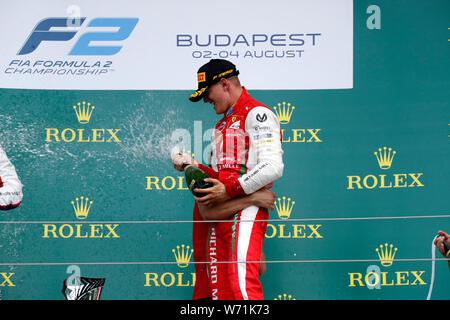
left=18, top=17, right=139, bottom=55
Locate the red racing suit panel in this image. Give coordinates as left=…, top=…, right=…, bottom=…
left=207, top=206, right=268, bottom=300
left=192, top=202, right=211, bottom=299
left=0, top=145, right=23, bottom=211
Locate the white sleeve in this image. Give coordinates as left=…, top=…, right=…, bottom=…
left=0, top=146, right=23, bottom=210
left=238, top=107, right=284, bottom=194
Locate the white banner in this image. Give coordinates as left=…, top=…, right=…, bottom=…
left=0, top=0, right=353, bottom=90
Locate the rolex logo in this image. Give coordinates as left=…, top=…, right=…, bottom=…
left=71, top=196, right=93, bottom=220
left=348, top=243, right=426, bottom=288
left=346, top=147, right=423, bottom=190
left=274, top=293, right=296, bottom=300
left=375, top=243, right=397, bottom=267
left=273, top=102, right=295, bottom=124
left=42, top=196, right=119, bottom=239
left=274, top=196, right=295, bottom=220
left=266, top=195, right=323, bottom=240
left=172, top=244, right=193, bottom=268
left=73, top=101, right=95, bottom=124
left=144, top=245, right=196, bottom=288
left=45, top=102, right=121, bottom=143
left=374, top=147, right=396, bottom=170
left=273, top=101, right=322, bottom=143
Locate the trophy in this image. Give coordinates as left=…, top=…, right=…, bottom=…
left=62, top=276, right=105, bottom=300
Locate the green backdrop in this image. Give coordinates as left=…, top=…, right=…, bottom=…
left=0, top=0, right=449, bottom=300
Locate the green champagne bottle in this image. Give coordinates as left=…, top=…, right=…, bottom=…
left=182, top=163, right=213, bottom=197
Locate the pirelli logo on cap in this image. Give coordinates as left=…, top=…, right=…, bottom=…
left=212, top=69, right=233, bottom=81
left=197, top=72, right=206, bottom=82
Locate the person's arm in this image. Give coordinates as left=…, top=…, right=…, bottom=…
left=196, top=184, right=275, bottom=221
left=259, top=251, right=267, bottom=276
left=434, top=230, right=450, bottom=270
left=0, top=146, right=23, bottom=211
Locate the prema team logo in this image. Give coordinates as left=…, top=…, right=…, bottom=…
left=348, top=243, right=427, bottom=289
left=347, top=147, right=424, bottom=190
left=272, top=101, right=322, bottom=143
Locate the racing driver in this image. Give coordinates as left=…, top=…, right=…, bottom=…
left=188, top=59, right=284, bottom=300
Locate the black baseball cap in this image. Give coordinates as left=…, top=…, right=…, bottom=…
left=189, top=59, right=240, bottom=102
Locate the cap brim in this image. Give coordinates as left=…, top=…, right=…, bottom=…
left=189, top=86, right=208, bottom=102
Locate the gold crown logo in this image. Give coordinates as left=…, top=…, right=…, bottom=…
left=274, top=293, right=296, bottom=300
left=274, top=196, right=295, bottom=220
left=273, top=102, right=295, bottom=124
left=73, top=101, right=95, bottom=124
left=172, top=244, right=193, bottom=268
left=71, top=196, right=93, bottom=220
left=375, top=243, right=397, bottom=267
left=374, top=146, right=396, bottom=170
